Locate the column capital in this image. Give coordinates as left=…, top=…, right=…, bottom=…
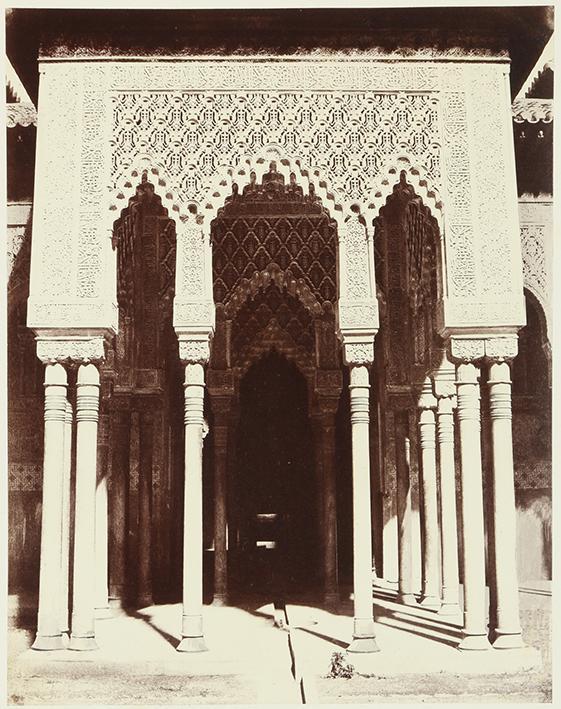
left=178, top=338, right=211, bottom=364
left=449, top=337, right=485, bottom=364
left=417, top=376, right=437, bottom=410
left=431, top=347, right=456, bottom=399
left=36, top=335, right=107, bottom=365
left=484, top=336, right=518, bottom=363
left=340, top=330, right=377, bottom=366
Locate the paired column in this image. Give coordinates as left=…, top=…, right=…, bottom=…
left=454, top=360, right=491, bottom=650
left=417, top=380, right=441, bottom=609
left=210, top=395, right=233, bottom=606
left=60, top=400, right=73, bottom=639
left=32, top=363, right=68, bottom=650
left=95, top=411, right=111, bottom=618
left=69, top=363, right=101, bottom=651
left=432, top=355, right=461, bottom=616
left=347, top=364, right=379, bottom=653
left=178, top=362, right=208, bottom=652
left=394, top=410, right=417, bottom=605
left=487, top=358, right=523, bottom=648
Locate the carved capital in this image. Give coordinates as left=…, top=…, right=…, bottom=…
left=431, top=347, right=456, bottom=399
left=449, top=337, right=485, bottom=363
left=36, top=336, right=106, bottom=364
left=417, top=377, right=437, bottom=410
left=484, top=336, right=518, bottom=362
left=178, top=339, right=211, bottom=364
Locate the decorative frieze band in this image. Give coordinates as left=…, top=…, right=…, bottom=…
left=36, top=336, right=107, bottom=364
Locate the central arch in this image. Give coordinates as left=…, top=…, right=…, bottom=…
left=206, top=160, right=346, bottom=606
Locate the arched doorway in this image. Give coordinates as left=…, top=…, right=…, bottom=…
left=208, top=161, right=345, bottom=606
left=231, top=350, right=317, bottom=597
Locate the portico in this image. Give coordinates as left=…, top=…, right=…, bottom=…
left=20, top=45, right=528, bottom=663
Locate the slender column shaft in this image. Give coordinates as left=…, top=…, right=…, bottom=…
left=395, top=410, right=416, bottom=605
left=32, top=363, right=67, bottom=651
left=455, top=362, right=490, bottom=650
left=178, top=363, right=208, bottom=652
left=59, top=399, right=73, bottom=636
left=69, top=363, right=100, bottom=651
left=212, top=414, right=229, bottom=605
left=316, top=411, right=338, bottom=607
left=488, top=360, right=524, bottom=648
left=418, top=406, right=441, bottom=608
left=109, top=411, right=129, bottom=605
left=137, top=411, right=154, bottom=607
left=95, top=412, right=110, bottom=618
left=312, top=419, right=326, bottom=584
left=436, top=396, right=461, bottom=615
left=348, top=365, right=379, bottom=653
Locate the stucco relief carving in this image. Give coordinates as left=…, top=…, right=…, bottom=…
left=29, top=57, right=522, bottom=334
left=178, top=339, right=211, bottom=364
left=36, top=337, right=106, bottom=364
left=518, top=198, right=552, bottom=333
left=343, top=341, right=375, bottom=366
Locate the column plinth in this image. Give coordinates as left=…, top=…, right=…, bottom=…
left=33, top=364, right=67, bottom=651
left=488, top=360, right=524, bottom=649
left=178, top=362, right=208, bottom=653
left=455, top=362, right=490, bottom=652
left=418, top=383, right=441, bottom=610
left=347, top=365, right=379, bottom=654
left=69, top=363, right=101, bottom=652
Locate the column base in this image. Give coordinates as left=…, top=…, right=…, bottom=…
left=348, top=618, right=380, bottom=653
left=95, top=606, right=112, bottom=620
left=211, top=594, right=228, bottom=607
left=177, top=636, right=208, bottom=653
left=493, top=632, right=525, bottom=650
left=347, top=636, right=380, bottom=653
left=31, top=633, right=65, bottom=651
left=457, top=633, right=492, bottom=651
left=397, top=592, right=418, bottom=606
left=438, top=602, right=462, bottom=617
left=68, top=635, right=99, bottom=651
left=419, top=595, right=442, bottom=610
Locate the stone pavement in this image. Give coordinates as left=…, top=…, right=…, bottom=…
left=7, top=582, right=551, bottom=705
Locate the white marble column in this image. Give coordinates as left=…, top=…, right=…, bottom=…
left=487, top=357, right=524, bottom=648
left=418, top=380, right=441, bottom=609
left=95, top=475, right=110, bottom=618
left=347, top=364, right=379, bottom=653
left=434, top=392, right=461, bottom=616
left=59, top=399, right=73, bottom=638
left=178, top=362, right=208, bottom=652
left=32, top=362, right=67, bottom=651
left=69, top=363, right=101, bottom=651
left=455, top=360, right=491, bottom=651
left=394, top=409, right=416, bottom=605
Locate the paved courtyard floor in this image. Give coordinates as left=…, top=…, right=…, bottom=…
left=7, top=582, right=552, bottom=705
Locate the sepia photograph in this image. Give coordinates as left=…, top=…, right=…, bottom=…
left=4, top=4, right=555, bottom=705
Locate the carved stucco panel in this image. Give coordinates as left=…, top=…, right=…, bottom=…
left=518, top=198, right=552, bottom=333
left=27, top=58, right=524, bottom=334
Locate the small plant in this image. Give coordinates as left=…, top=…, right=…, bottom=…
left=328, top=651, right=355, bottom=679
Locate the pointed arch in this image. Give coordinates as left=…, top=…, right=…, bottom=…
left=197, top=146, right=348, bottom=229
left=366, top=155, right=444, bottom=232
